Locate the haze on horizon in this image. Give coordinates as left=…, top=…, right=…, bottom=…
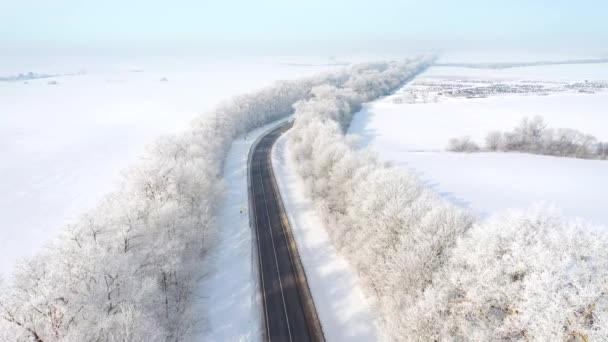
left=1, top=0, right=607, bottom=58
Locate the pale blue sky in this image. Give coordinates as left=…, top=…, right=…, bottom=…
left=1, top=0, right=607, bottom=54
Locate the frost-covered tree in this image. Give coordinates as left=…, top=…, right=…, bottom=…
left=0, top=60, right=438, bottom=341
left=0, top=69, right=327, bottom=341
left=446, top=136, right=480, bottom=152
left=287, top=59, right=608, bottom=342
left=485, top=130, right=503, bottom=151
left=288, top=56, right=478, bottom=340
left=456, top=116, right=606, bottom=159
left=403, top=208, right=608, bottom=341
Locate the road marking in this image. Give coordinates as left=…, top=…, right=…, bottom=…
left=258, top=148, right=293, bottom=342
left=250, top=153, right=271, bottom=340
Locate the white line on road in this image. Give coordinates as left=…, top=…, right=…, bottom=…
left=251, top=153, right=271, bottom=341
left=259, top=155, right=293, bottom=342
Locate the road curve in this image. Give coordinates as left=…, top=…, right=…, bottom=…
left=248, top=121, right=324, bottom=342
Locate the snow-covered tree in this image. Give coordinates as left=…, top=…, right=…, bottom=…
left=403, top=208, right=608, bottom=341
left=0, top=60, right=436, bottom=341
left=286, top=58, right=608, bottom=341
left=485, top=130, right=503, bottom=151
left=447, top=136, right=480, bottom=152
left=454, top=116, right=606, bottom=160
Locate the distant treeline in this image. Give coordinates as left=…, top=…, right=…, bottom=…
left=435, top=58, right=608, bottom=69
left=448, top=115, right=608, bottom=159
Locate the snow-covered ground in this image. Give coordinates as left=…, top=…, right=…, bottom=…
left=389, top=152, right=608, bottom=225
left=0, top=57, right=337, bottom=276
left=272, top=133, right=378, bottom=342
left=349, top=62, right=608, bottom=226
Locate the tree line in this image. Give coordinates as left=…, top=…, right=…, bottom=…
left=4, top=57, right=605, bottom=341
left=1, top=61, right=439, bottom=341
left=287, top=58, right=608, bottom=341
left=0, top=69, right=325, bottom=341
left=448, top=115, right=608, bottom=159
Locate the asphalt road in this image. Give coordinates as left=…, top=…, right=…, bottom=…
left=248, top=121, right=324, bottom=342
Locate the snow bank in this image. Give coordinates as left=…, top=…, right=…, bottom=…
left=272, top=133, right=378, bottom=341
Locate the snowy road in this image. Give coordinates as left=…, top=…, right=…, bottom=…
left=248, top=122, right=324, bottom=342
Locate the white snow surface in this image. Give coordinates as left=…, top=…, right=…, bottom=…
left=389, top=152, right=608, bottom=226
left=352, top=93, right=608, bottom=152
left=196, top=119, right=292, bottom=342
left=349, top=63, right=608, bottom=226
left=272, top=132, right=379, bottom=342
left=0, top=58, right=336, bottom=276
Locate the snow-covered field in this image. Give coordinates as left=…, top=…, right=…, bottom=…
left=349, top=62, right=608, bottom=226
left=353, top=94, right=608, bottom=152
left=0, top=57, right=337, bottom=276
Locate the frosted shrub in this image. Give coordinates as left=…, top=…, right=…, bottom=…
left=478, top=115, right=604, bottom=159
left=485, top=130, right=503, bottom=151
left=446, top=136, right=480, bottom=152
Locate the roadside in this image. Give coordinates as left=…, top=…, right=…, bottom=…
left=196, top=118, right=290, bottom=341
left=271, top=132, right=379, bottom=342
